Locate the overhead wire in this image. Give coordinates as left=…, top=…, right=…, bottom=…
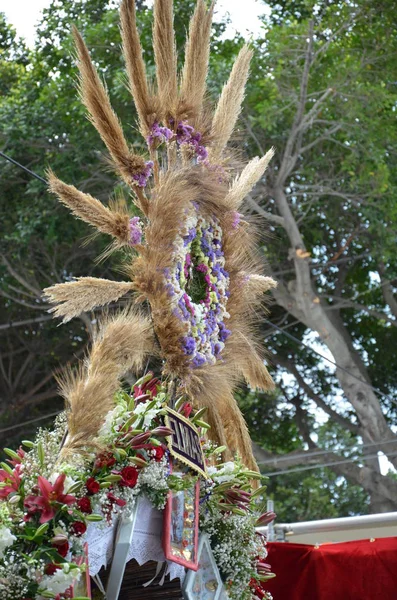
left=0, top=151, right=47, bottom=185
left=262, top=450, right=397, bottom=478
left=0, top=411, right=62, bottom=436
left=256, top=437, right=397, bottom=466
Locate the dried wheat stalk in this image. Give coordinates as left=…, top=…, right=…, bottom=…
left=210, top=45, right=253, bottom=160
left=226, top=149, right=275, bottom=209
left=47, top=172, right=130, bottom=245
left=43, top=278, right=135, bottom=322
left=153, top=0, right=178, bottom=120
left=58, top=311, right=156, bottom=455
left=73, top=27, right=146, bottom=185
left=120, top=0, right=158, bottom=136
left=179, top=0, right=214, bottom=127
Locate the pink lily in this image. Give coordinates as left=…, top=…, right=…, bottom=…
left=255, top=511, right=277, bottom=527
left=257, top=561, right=272, bottom=575
left=0, top=464, right=22, bottom=499
left=24, top=474, right=76, bottom=523
left=224, top=488, right=251, bottom=505
left=150, top=426, right=174, bottom=437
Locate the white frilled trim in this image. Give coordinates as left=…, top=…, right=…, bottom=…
left=85, top=495, right=186, bottom=583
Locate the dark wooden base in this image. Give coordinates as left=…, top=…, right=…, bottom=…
left=92, top=559, right=184, bottom=600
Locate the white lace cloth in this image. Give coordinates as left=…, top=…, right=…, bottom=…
left=85, top=495, right=186, bottom=583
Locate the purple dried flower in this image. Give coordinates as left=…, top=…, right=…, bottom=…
left=182, top=336, right=196, bottom=355
left=129, top=216, right=142, bottom=246
left=196, top=145, right=208, bottom=161
left=147, top=122, right=173, bottom=147
left=183, top=228, right=196, bottom=246
left=192, top=353, right=206, bottom=367
left=176, top=122, right=195, bottom=144
left=132, top=161, right=153, bottom=187
left=231, top=211, right=242, bottom=229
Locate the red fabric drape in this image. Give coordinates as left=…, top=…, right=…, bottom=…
left=265, top=538, right=397, bottom=600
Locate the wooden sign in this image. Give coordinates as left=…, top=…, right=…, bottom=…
left=164, top=407, right=207, bottom=477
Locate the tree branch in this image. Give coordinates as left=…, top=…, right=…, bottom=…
left=378, top=263, right=397, bottom=319
left=275, top=20, right=314, bottom=187
left=324, top=296, right=397, bottom=326
left=275, top=354, right=360, bottom=435
left=1, top=255, right=42, bottom=296
left=245, top=195, right=285, bottom=225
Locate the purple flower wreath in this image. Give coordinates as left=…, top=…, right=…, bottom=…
left=164, top=205, right=231, bottom=368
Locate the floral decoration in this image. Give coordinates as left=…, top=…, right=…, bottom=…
left=165, top=206, right=231, bottom=367
left=200, top=457, right=275, bottom=600
left=131, top=160, right=154, bottom=188
left=0, top=374, right=274, bottom=600
left=147, top=120, right=208, bottom=162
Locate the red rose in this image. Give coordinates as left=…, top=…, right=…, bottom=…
left=53, top=540, right=69, bottom=558
left=120, top=466, right=138, bottom=488
left=77, top=497, right=92, bottom=514
left=94, top=452, right=116, bottom=470
left=45, top=563, right=61, bottom=575
left=70, top=521, right=87, bottom=537
left=107, top=492, right=126, bottom=507
left=153, top=446, right=165, bottom=462
left=85, top=477, right=100, bottom=495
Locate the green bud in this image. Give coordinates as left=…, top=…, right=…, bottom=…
left=4, top=448, right=21, bottom=461
left=230, top=507, right=247, bottom=516
left=257, top=573, right=276, bottom=582
left=8, top=494, right=21, bottom=505
left=67, top=481, right=83, bottom=494
left=173, top=396, right=185, bottom=410
left=243, top=470, right=263, bottom=480
left=34, top=523, right=49, bottom=537
left=85, top=514, right=103, bottom=522
left=129, top=428, right=144, bottom=436
left=251, top=485, right=268, bottom=499
left=122, top=413, right=139, bottom=432
left=103, top=474, right=122, bottom=483
left=129, top=456, right=147, bottom=467
left=0, top=462, right=13, bottom=476
left=37, top=441, right=45, bottom=465
left=22, top=440, right=35, bottom=448
left=191, top=407, right=207, bottom=421
left=194, top=419, right=210, bottom=429
left=148, top=438, right=161, bottom=447
left=212, top=445, right=227, bottom=455
left=145, top=399, right=158, bottom=412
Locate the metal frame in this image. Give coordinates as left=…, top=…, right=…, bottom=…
left=258, top=511, right=397, bottom=542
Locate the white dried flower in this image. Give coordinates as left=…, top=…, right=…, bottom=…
left=0, top=526, right=16, bottom=558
